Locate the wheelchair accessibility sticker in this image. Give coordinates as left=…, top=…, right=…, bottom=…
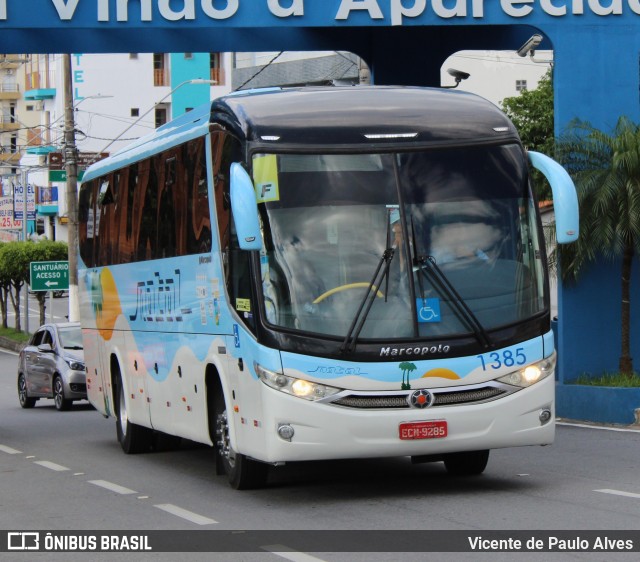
left=416, top=298, right=441, bottom=323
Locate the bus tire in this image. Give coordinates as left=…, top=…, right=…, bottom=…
left=114, top=370, right=153, bottom=454
left=443, top=449, right=490, bottom=476
left=214, top=389, right=269, bottom=490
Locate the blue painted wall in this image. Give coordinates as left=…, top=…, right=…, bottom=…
left=558, top=258, right=640, bottom=382
left=169, top=53, right=211, bottom=119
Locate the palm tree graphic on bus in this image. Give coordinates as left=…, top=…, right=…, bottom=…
left=399, top=362, right=417, bottom=390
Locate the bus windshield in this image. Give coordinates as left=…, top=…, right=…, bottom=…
left=254, top=144, right=546, bottom=342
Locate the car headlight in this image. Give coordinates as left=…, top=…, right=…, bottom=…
left=497, top=352, right=556, bottom=388
left=254, top=362, right=342, bottom=401
left=66, top=359, right=85, bottom=371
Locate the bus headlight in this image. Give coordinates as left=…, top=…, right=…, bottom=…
left=497, top=352, right=556, bottom=388
left=254, top=362, right=342, bottom=401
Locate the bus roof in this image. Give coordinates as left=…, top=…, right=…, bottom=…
left=211, top=86, right=518, bottom=146
left=83, top=86, right=519, bottom=182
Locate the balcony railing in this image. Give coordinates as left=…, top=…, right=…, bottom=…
left=210, top=67, right=225, bottom=85
left=154, top=68, right=169, bottom=87
left=0, top=152, right=21, bottom=163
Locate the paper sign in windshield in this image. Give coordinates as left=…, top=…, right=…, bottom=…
left=253, top=154, right=280, bottom=203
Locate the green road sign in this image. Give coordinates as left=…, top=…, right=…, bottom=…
left=30, top=261, right=70, bottom=292
left=48, top=170, right=85, bottom=182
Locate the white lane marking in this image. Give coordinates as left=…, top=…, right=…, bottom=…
left=0, top=444, right=22, bottom=454
left=595, top=489, right=640, bottom=499
left=88, top=480, right=137, bottom=495
left=557, top=421, right=640, bottom=433
left=154, top=503, right=218, bottom=525
left=262, top=545, right=328, bottom=562
left=34, top=460, right=69, bottom=472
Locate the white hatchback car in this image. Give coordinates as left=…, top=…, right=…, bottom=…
left=17, top=322, right=86, bottom=411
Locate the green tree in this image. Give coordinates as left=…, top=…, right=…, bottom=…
left=501, top=69, right=554, bottom=199
left=0, top=241, right=32, bottom=332
left=556, top=116, right=640, bottom=377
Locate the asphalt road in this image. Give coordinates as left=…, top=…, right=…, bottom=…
left=1, top=349, right=639, bottom=561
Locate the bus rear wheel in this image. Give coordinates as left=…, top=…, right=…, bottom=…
left=214, top=392, right=269, bottom=490
left=114, top=372, right=153, bottom=454
left=443, top=450, right=490, bottom=476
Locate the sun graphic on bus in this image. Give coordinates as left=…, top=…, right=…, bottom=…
left=398, top=364, right=461, bottom=389
left=421, top=368, right=461, bottom=380
left=87, top=268, right=122, bottom=341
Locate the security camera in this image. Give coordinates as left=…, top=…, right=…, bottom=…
left=443, top=68, right=470, bottom=89
left=517, top=34, right=543, bottom=57
left=447, top=68, right=470, bottom=82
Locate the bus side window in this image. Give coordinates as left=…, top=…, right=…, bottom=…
left=214, top=133, right=256, bottom=332
left=136, top=160, right=158, bottom=261
left=186, top=137, right=212, bottom=254
left=157, top=154, right=178, bottom=258
left=122, top=165, right=138, bottom=263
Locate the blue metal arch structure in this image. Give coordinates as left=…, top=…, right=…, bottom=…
left=2, top=0, right=639, bottom=384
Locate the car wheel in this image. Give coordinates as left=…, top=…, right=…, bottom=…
left=214, top=389, right=269, bottom=490
left=53, top=375, right=72, bottom=411
left=443, top=450, right=490, bottom=476
left=114, top=371, right=153, bottom=454
left=18, top=373, right=36, bottom=409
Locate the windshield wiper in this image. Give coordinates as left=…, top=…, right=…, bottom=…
left=341, top=220, right=397, bottom=354
left=414, top=255, right=492, bottom=349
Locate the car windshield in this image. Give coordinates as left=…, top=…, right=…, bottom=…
left=58, top=326, right=83, bottom=349
left=253, top=145, right=546, bottom=341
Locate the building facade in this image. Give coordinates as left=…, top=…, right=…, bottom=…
left=1, top=52, right=232, bottom=243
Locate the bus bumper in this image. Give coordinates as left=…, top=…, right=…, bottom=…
left=238, top=375, right=555, bottom=463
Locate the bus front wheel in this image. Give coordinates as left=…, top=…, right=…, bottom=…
left=214, top=391, right=269, bottom=490
left=114, top=372, right=153, bottom=454
left=443, top=449, right=490, bottom=476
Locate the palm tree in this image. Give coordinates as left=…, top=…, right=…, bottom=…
left=556, top=116, right=640, bottom=376
left=399, top=361, right=417, bottom=389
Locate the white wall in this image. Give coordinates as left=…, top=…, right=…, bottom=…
left=441, top=50, right=553, bottom=106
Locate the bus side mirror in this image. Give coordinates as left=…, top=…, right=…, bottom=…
left=528, top=151, right=579, bottom=244
left=230, top=163, right=262, bottom=251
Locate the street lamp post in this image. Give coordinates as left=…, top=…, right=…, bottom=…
left=96, top=78, right=216, bottom=156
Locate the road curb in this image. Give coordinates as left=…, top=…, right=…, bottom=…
left=0, top=336, right=26, bottom=353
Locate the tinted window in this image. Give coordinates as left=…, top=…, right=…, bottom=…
left=78, top=137, right=212, bottom=267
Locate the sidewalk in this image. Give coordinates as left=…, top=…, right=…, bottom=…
left=0, top=335, right=25, bottom=353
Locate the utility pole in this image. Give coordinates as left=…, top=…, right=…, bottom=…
left=21, top=167, right=28, bottom=334
left=63, top=54, right=80, bottom=322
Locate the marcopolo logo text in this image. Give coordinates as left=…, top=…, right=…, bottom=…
left=380, top=344, right=451, bottom=357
